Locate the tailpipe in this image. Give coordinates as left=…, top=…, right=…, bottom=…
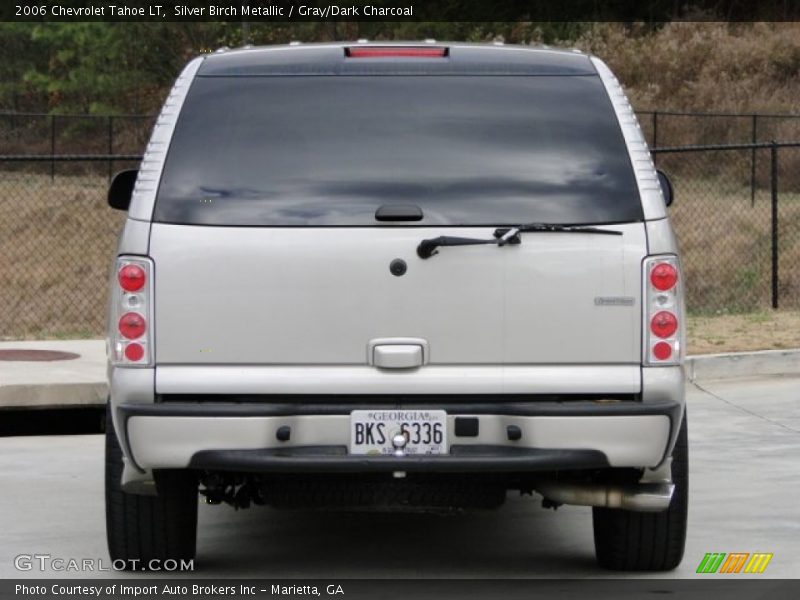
left=535, top=481, right=674, bottom=512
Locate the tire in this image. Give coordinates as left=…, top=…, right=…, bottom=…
left=105, top=403, right=198, bottom=570
left=592, top=413, right=688, bottom=571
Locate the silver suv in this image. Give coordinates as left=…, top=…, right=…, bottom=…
left=105, top=42, right=687, bottom=571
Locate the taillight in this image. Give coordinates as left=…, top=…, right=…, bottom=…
left=650, top=311, right=678, bottom=338
left=653, top=341, right=673, bottom=361
left=124, top=342, right=145, bottom=362
left=345, top=47, right=448, bottom=58
left=650, top=263, right=678, bottom=291
left=118, top=312, right=146, bottom=339
left=110, top=257, right=153, bottom=366
left=118, top=264, right=145, bottom=292
left=643, top=256, right=683, bottom=366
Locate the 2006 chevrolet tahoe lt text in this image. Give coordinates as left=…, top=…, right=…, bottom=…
left=105, top=42, right=688, bottom=571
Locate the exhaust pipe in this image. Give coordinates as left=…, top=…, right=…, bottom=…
left=535, top=481, right=674, bottom=512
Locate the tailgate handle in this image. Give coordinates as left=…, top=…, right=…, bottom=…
left=372, top=344, right=424, bottom=369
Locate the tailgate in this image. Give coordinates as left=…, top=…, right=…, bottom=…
left=150, top=223, right=646, bottom=366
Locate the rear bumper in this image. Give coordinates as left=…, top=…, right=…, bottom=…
left=118, top=398, right=682, bottom=473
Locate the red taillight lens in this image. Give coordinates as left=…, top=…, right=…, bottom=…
left=643, top=256, right=681, bottom=365
left=650, top=263, right=678, bottom=291
left=346, top=47, right=448, bottom=58
left=112, top=257, right=152, bottom=366
left=651, top=311, right=678, bottom=338
left=118, top=265, right=146, bottom=292
left=653, top=341, right=673, bottom=360
left=119, top=312, right=146, bottom=339
left=124, top=342, right=145, bottom=361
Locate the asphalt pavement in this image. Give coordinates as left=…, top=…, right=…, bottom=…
left=1, top=375, right=798, bottom=579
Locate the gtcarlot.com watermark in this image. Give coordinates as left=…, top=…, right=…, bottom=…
left=14, top=553, right=194, bottom=572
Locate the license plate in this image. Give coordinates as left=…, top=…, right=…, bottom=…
left=349, top=410, right=448, bottom=455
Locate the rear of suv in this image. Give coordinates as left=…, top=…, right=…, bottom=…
left=105, top=42, right=687, bottom=571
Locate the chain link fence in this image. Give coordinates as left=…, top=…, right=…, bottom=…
left=0, top=157, right=136, bottom=339
left=641, top=111, right=800, bottom=205
left=1, top=141, right=800, bottom=339
left=638, top=110, right=800, bottom=148
left=654, top=142, right=800, bottom=313
left=0, top=112, right=155, bottom=180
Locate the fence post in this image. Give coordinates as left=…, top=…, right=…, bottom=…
left=751, top=114, right=758, bottom=206
left=50, top=114, right=56, bottom=181
left=770, top=141, right=779, bottom=309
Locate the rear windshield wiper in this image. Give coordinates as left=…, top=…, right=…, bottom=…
left=417, top=223, right=622, bottom=259
left=495, top=222, right=623, bottom=243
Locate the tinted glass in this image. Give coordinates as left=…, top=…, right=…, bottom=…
left=155, top=76, right=642, bottom=226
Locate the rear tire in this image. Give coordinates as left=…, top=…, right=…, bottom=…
left=105, top=403, right=198, bottom=570
left=592, top=413, right=688, bottom=571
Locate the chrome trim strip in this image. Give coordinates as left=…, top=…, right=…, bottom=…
left=591, top=56, right=666, bottom=221
left=128, top=56, right=204, bottom=222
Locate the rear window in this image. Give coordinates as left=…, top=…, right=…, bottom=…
left=154, top=75, right=642, bottom=226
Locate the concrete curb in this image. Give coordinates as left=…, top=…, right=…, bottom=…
left=0, top=383, right=107, bottom=410
left=686, top=348, right=800, bottom=382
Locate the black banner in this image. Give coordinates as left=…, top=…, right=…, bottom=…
left=3, top=580, right=800, bottom=600
left=3, top=0, right=800, bottom=22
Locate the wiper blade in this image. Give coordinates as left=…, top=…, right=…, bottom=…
left=494, top=223, right=622, bottom=245
left=417, top=224, right=622, bottom=260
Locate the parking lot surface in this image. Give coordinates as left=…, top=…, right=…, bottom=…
left=1, top=375, right=798, bottom=578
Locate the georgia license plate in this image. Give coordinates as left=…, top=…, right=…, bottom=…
left=349, top=410, right=448, bottom=455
